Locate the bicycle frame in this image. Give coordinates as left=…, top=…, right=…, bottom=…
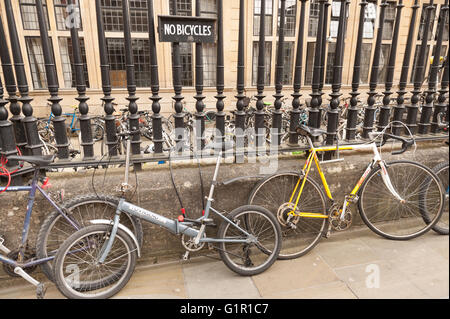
left=97, top=149, right=255, bottom=263
left=0, top=171, right=79, bottom=269
left=288, top=141, right=404, bottom=220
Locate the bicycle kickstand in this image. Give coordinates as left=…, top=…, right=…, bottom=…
left=13, top=267, right=46, bottom=299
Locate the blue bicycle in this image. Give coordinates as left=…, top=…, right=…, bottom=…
left=0, top=155, right=143, bottom=298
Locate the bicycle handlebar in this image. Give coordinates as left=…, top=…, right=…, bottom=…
left=381, top=133, right=415, bottom=155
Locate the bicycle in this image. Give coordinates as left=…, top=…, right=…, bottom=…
left=0, top=154, right=144, bottom=298
left=248, top=123, right=445, bottom=260
left=52, top=132, right=282, bottom=299
left=0, top=155, right=144, bottom=297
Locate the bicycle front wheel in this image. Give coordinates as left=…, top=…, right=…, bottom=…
left=248, top=173, right=328, bottom=260
left=36, top=194, right=143, bottom=282
left=54, top=225, right=137, bottom=299
left=358, top=160, right=445, bottom=240
left=217, top=205, right=281, bottom=276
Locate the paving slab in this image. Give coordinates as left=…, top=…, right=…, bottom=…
left=114, top=262, right=186, bottom=299
left=182, top=257, right=261, bottom=299
left=263, top=281, right=357, bottom=299
left=251, top=252, right=339, bottom=297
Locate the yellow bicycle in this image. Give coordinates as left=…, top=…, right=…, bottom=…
left=248, top=125, right=445, bottom=260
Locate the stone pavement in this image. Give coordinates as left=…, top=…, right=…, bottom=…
left=0, top=225, right=448, bottom=299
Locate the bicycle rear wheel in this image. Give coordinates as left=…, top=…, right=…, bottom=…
left=53, top=225, right=137, bottom=299
left=248, top=173, right=328, bottom=260
left=358, top=160, right=445, bottom=240
left=217, top=205, right=281, bottom=276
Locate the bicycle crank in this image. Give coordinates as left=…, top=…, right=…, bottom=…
left=330, top=204, right=353, bottom=232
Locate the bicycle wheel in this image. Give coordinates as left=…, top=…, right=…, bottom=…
left=36, top=194, right=143, bottom=282
left=217, top=205, right=281, bottom=276
left=421, top=162, right=448, bottom=235
left=358, top=160, right=445, bottom=240
left=248, top=173, right=328, bottom=260
left=53, top=225, right=137, bottom=299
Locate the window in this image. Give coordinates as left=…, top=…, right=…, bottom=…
left=170, top=0, right=193, bottom=87
left=54, top=0, right=82, bottom=31
left=329, top=0, right=348, bottom=38
left=254, top=0, right=273, bottom=37
left=325, top=42, right=336, bottom=84
left=382, top=2, right=396, bottom=41
left=304, top=42, right=315, bottom=85
left=252, top=42, right=272, bottom=86
left=363, top=1, right=377, bottom=39
left=201, top=0, right=217, bottom=87
left=20, top=0, right=50, bottom=30
left=360, top=43, right=372, bottom=84
left=410, top=44, right=430, bottom=83
left=277, top=41, right=295, bottom=85
left=378, top=44, right=391, bottom=83
left=100, top=0, right=148, bottom=33
left=106, top=38, right=151, bottom=88
left=418, top=3, right=436, bottom=41
left=308, top=0, right=320, bottom=38
left=25, top=37, right=54, bottom=89
left=58, top=37, right=89, bottom=88
left=278, top=0, right=296, bottom=37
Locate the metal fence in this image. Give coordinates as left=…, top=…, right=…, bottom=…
left=0, top=0, right=449, bottom=174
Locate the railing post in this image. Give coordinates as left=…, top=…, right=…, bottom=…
left=378, top=0, right=404, bottom=132
left=318, top=0, right=330, bottom=119
left=95, top=0, right=118, bottom=157
left=122, top=0, right=142, bottom=158
left=171, top=0, right=186, bottom=153
left=255, top=0, right=267, bottom=148
left=0, top=14, right=19, bottom=167
left=147, top=0, right=164, bottom=154
left=326, top=0, right=348, bottom=148
left=194, top=0, right=206, bottom=151
left=362, top=0, right=387, bottom=139
left=346, top=0, right=368, bottom=141
left=68, top=0, right=94, bottom=160
left=309, top=0, right=326, bottom=129
left=406, top=0, right=434, bottom=135
left=235, top=0, right=246, bottom=162
left=431, top=48, right=449, bottom=133
left=419, top=0, right=448, bottom=135
left=5, top=0, right=42, bottom=156
left=36, top=0, right=68, bottom=158
left=272, top=0, right=287, bottom=147
left=215, top=0, right=226, bottom=148
left=392, top=0, right=419, bottom=136
left=289, top=0, right=307, bottom=146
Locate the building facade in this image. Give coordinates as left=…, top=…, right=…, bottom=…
left=0, top=0, right=449, bottom=116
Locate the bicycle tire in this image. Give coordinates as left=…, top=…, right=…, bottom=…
left=217, top=205, right=282, bottom=276
left=53, top=224, right=137, bottom=299
left=420, top=162, right=449, bottom=235
left=358, top=160, right=445, bottom=240
left=248, top=172, right=328, bottom=260
left=36, top=194, right=143, bottom=282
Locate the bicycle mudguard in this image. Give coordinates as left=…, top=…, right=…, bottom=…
left=89, top=220, right=141, bottom=258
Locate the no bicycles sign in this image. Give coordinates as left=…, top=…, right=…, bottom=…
left=158, top=15, right=217, bottom=43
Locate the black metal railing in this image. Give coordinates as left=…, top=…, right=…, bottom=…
left=0, top=0, right=448, bottom=176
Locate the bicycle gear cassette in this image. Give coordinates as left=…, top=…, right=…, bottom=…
left=330, top=205, right=353, bottom=231
left=277, top=203, right=301, bottom=228
left=181, top=231, right=206, bottom=252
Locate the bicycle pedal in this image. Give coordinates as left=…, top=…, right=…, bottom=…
left=182, top=251, right=190, bottom=261
left=36, top=283, right=46, bottom=299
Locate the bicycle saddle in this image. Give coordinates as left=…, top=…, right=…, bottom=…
left=8, top=155, right=56, bottom=167
left=296, top=124, right=327, bottom=138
